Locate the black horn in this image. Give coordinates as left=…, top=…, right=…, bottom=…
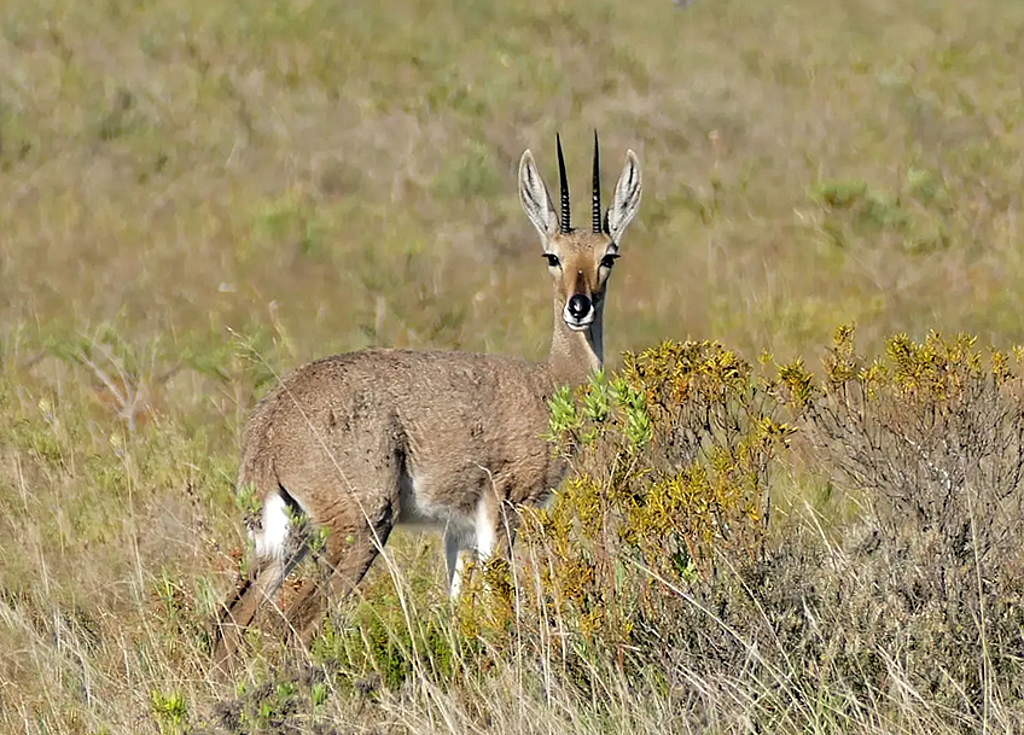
left=557, top=133, right=571, bottom=233
left=592, top=131, right=602, bottom=233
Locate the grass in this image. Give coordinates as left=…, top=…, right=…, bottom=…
left=2, top=0, right=1024, bottom=732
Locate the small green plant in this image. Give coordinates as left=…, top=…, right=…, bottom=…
left=234, top=481, right=261, bottom=517
left=610, top=376, right=651, bottom=449
left=581, top=369, right=612, bottom=440
left=149, top=689, right=188, bottom=735
left=310, top=681, right=328, bottom=709
left=546, top=384, right=581, bottom=439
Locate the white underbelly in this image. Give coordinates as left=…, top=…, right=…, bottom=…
left=396, top=474, right=474, bottom=536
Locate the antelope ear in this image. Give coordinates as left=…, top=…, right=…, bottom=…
left=606, top=150, right=642, bottom=246
left=518, top=150, right=559, bottom=247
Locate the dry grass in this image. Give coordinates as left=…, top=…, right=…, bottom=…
left=2, top=0, right=1024, bottom=732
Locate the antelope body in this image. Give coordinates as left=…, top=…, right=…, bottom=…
left=213, top=135, right=642, bottom=661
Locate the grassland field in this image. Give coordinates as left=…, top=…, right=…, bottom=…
left=2, top=0, right=1024, bottom=732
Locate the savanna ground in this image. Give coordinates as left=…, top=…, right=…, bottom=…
left=2, top=0, right=1024, bottom=732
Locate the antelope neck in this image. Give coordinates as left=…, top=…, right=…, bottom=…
left=546, top=299, right=604, bottom=388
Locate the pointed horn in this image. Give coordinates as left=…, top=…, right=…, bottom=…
left=592, top=130, right=602, bottom=233
left=556, top=133, right=571, bottom=233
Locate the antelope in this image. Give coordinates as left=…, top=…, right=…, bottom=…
left=213, top=134, right=642, bottom=661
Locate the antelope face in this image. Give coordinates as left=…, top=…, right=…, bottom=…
left=518, top=133, right=642, bottom=333
left=543, top=232, right=618, bottom=332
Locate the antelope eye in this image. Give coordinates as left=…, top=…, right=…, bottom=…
left=544, top=253, right=561, bottom=268
left=600, top=253, right=619, bottom=269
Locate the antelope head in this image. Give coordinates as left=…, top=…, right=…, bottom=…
left=518, top=133, right=642, bottom=370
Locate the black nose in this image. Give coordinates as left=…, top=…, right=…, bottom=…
left=567, top=294, right=591, bottom=320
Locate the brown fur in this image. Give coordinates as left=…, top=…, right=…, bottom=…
left=212, top=138, right=642, bottom=664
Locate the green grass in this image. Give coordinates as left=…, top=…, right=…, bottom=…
left=2, top=0, right=1024, bottom=732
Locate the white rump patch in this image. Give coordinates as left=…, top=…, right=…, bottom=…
left=252, top=492, right=291, bottom=560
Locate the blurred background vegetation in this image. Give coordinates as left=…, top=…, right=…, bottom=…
left=2, top=0, right=1024, bottom=732
left=4, top=0, right=1023, bottom=367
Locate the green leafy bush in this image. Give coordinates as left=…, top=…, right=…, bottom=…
left=453, top=332, right=1024, bottom=726
left=459, top=341, right=792, bottom=679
